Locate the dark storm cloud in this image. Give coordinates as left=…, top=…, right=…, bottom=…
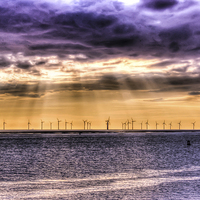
left=171, top=66, right=189, bottom=72
left=0, top=0, right=199, bottom=62
left=159, top=25, right=192, bottom=42
left=143, top=0, right=178, bottom=10
left=167, top=76, right=200, bottom=85
left=35, top=61, right=46, bottom=65
left=1, top=72, right=200, bottom=98
left=16, top=61, right=32, bottom=69
left=189, top=91, right=200, bottom=96
left=29, top=43, right=90, bottom=51
left=0, top=57, right=11, bottom=68
left=0, top=83, right=44, bottom=98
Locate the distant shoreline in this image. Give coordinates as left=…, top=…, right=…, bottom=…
left=0, top=129, right=199, bottom=134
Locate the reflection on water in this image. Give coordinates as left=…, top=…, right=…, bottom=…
left=0, top=132, right=200, bottom=199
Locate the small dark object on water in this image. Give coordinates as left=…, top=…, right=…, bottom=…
left=187, top=140, right=191, bottom=146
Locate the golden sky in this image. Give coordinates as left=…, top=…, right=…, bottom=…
left=0, top=56, right=199, bottom=130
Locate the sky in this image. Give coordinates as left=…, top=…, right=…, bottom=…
left=0, top=0, right=200, bottom=130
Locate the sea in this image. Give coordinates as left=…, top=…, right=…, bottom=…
left=0, top=131, right=200, bottom=199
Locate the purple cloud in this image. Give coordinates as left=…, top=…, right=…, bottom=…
left=0, top=0, right=198, bottom=62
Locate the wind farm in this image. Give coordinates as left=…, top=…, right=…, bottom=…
left=0, top=117, right=199, bottom=134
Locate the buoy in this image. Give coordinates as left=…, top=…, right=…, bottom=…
left=187, top=140, right=191, bottom=146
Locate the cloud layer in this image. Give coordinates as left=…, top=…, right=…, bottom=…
left=0, top=0, right=200, bottom=61
left=0, top=0, right=200, bottom=99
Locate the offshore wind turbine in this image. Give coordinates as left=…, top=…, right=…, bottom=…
left=178, top=121, right=181, bottom=130
left=70, top=121, right=73, bottom=130
left=3, top=120, right=6, bottom=130
left=141, top=122, right=143, bottom=130
left=87, top=121, right=90, bottom=129
left=192, top=121, right=196, bottom=130
left=28, top=120, right=31, bottom=130
left=41, top=120, right=44, bottom=130
left=169, top=122, right=172, bottom=130
left=105, top=117, right=110, bottom=130
left=83, top=120, right=87, bottom=130
left=87, top=121, right=91, bottom=129
left=163, top=120, right=166, bottom=130
left=65, top=120, right=68, bottom=130
left=127, top=120, right=131, bottom=130
left=131, top=118, right=136, bottom=130
left=49, top=122, right=53, bottom=130
left=155, top=121, right=159, bottom=130
left=123, top=122, right=126, bottom=130
left=145, top=120, right=149, bottom=130
left=89, top=121, right=91, bottom=129
left=121, top=122, right=124, bottom=130
left=57, top=118, right=61, bottom=130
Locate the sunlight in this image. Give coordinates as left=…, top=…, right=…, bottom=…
left=119, top=0, right=140, bottom=6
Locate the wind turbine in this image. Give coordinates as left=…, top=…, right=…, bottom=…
left=89, top=121, right=91, bottom=129
left=3, top=120, right=6, bottom=130
left=57, top=118, right=61, bottom=130
left=163, top=120, right=166, bottom=130
left=88, top=122, right=92, bottom=129
left=155, top=121, right=159, bottom=130
left=192, top=121, right=196, bottom=130
left=121, top=122, right=124, bottom=130
left=141, top=121, right=143, bottom=130
left=41, top=120, right=44, bottom=130
left=70, top=121, right=73, bottom=130
left=127, top=120, right=131, bottom=130
left=28, top=120, right=31, bottom=130
left=169, top=122, right=172, bottom=130
left=145, top=120, right=149, bottom=130
left=178, top=121, right=181, bottom=130
left=65, top=120, right=68, bottom=130
left=49, top=122, right=53, bottom=130
left=131, top=118, right=136, bottom=130
left=87, top=121, right=90, bottom=129
left=83, top=120, right=87, bottom=130
left=123, top=122, right=126, bottom=130
left=105, top=117, right=110, bottom=130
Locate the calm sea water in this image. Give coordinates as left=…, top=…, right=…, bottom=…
left=0, top=132, right=200, bottom=199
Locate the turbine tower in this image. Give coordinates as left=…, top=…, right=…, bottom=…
left=41, top=120, right=44, bottom=130
left=57, top=118, right=61, bottom=130
left=131, top=118, right=136, bottom=130
left=88, top=122, right=92, bottom=129
left=124, top=122, right=127, bottom=130
left=192, top=121, right=196, bottom=130
left=49, top=122, right=53, bottom=130
left=83, top=120, right=87, bottom=130
left=141, top=122, right=143, bottom=130
left=127, top=120, right=131, bottom=130
left=87, top=121, right=90, bottom=129
left=155, top=121, right=159, bottom=130
left=121, top=122, right=124, bottom=130
left=163, top=120, right=166, bottom=130
left=178, top=121, right=181, bottom=130
left=70, top=121, right=73, bottom=130
left=145, top=120, right=149, bottom=130
left=3, top=120, right=6, bottom=130
left=28, top=120, right=31, bottom=130
left=105, top=117, right=110, bottom=130
left=65, top=120, right=68, bottom=130
left=169, top=122, right=172, bottom=130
